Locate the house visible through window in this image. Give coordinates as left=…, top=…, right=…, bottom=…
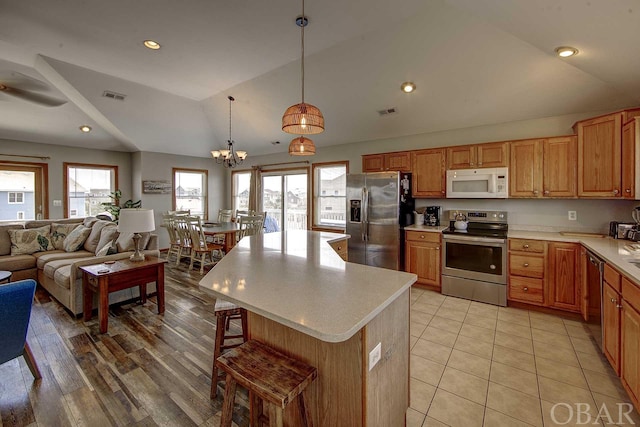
left=232, top=170, right=251, bottom=213
left=173, top=168, right=207, bottom=218
left=65, top=163, right=118, bottom=218
left=8, top=192, right=24, bottom=204
left=312, top=161, right=348, bottom=229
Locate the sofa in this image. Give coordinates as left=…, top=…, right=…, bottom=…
left=0, top=217, right=159, bottom=315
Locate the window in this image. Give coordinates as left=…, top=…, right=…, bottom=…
left=17, top=211, right=24, bottom=220
left=173, top=168, right=207, bottom=218
left=64, top=163, right=117, bottom=218
left=0, top=162, right=47, bottom=221
left=312, top=161, right=348, bottom=229
left=232, top=170, right=251, bottom=213
left=8, top=192, right=24, bottom=204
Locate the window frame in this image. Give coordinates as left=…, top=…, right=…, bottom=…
left=231, top=169, right=252, bottom=214
left=0, top=161, right=48, bottom=220
left=172, top=167, right=208, bottom=219
left=311, top=161, right=349, bottom=231
left=63, top=162, right=118, bottom=218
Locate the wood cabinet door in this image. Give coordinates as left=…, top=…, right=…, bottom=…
left=386, top=152, right=411, bottom=172
left=412, top=149, right=446, bottom=198
left=362, top=154, right=385, bottom=172
left=509, top=139, right=542, bottom=198
left=603, top=282, right=621, bottom=375
left=547, top=242, right=580, bottom=312
left=621, top=300, right=640, bottom=405
left=577, top=113, right=622, bottom=197
left=446, top=145, right=474, bottom=169
left=476, top=142, right=508, bottom=168
left=405, top=240, right=440, bottom=288
left=622, top=119, right=636, bottom=199
left=543, top=136, right=577, bottom=198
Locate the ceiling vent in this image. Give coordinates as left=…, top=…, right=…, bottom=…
left=102, top=90, right=126, bottom=101
left=377, top=107, right=397, bottom=116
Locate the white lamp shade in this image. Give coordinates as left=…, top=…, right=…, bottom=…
left=118, top=209, right=155, bottom=233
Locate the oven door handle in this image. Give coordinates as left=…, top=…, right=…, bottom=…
left=443, top=235, right=506, bottom=245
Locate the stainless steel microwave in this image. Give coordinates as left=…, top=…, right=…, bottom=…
left=446, top=167, right=509, bottom=198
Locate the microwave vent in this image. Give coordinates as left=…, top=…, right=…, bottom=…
left=377, top=107, right=397, bottom=116
left=102, top=90, right=126, bottom=101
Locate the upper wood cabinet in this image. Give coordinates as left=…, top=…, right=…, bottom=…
left=509, top=136, right=576, bottom=198
left=577, top=112, right=623, bottom=197
left=446, top=142, right=508, bottom=169
left=362, top=151, right=411, bottom=172
left=622, top=118, right=640, bottom=199
left=411, top=149, right=446, bottom=198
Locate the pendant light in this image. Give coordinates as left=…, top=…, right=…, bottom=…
left=211, top=96, right=247, bottom=168
left=283, top=0, right=324, bottom=156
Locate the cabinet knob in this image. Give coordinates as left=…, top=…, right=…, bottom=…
left=337, top=246, right=342, bottom=250
left=441, top=190, right=445, bottom=194
left=523, top=263, right=529, bottom=267
left=611, top=298, right=617, bottom=303
left=544, top=190, right=550, bottom=195
left=478, top=162, right=483, bottom=166
left=626, top=189, right=632, bottom=193
left=436, top=247, right=440, bottom=251
left=533, top=190, right=539, bottom=195
left=523, top=244, right=529, bottom=249
left=523, top=287, right=529, bottom=291
left=613, top=189, right=619, bottom=195
left=420, top=235, right=425, bottom=239
left=470, top=162, right=475, bottom=166
left=617, top=304, right=623, bottom=309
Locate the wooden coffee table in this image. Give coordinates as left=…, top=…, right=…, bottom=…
left=80, top=256, right=167, bottom=333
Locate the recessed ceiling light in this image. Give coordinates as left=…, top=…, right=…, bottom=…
left=555, top=46, right=579, bottom=58
left=79, top=125, right=92, bottom=133
left=401, top=82, right=416, bottom=93
left=143, top=40, right=161, bottom=50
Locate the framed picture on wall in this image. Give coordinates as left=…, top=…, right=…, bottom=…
left=142, top=180, right=172, bottom=194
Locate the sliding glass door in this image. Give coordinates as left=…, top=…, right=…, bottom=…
left=261, top=169, right=308, bottom=231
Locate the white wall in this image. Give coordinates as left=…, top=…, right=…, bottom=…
left=240, top=109, right=636, bottom=233
left=0, top=138, right=132, bottom=219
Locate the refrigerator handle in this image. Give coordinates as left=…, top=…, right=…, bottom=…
left=362, top=187, right=368, bottom=241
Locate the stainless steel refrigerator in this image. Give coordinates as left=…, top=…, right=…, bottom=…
left=346, top=172, right=414, bottom=270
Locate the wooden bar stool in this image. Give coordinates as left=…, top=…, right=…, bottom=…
left=210, top=299, right=248, bottom=399
left=216, top=339, right=317, bottom=427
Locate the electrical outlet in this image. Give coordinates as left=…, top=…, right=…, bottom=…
left=53, top=199, right=62, bottom=207
left=568, top=211, right=577, bottom=221
left=369, top=342, right=382, bottom=371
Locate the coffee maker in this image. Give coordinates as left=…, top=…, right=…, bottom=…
left=425, top=206, right=441, bottom=226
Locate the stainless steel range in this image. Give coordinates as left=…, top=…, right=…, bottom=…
left=441, top=210, right=508, bottom=306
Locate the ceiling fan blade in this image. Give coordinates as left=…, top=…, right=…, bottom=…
left=0, top=70, right=50, bottom=91
left=0, top=85, right=67, bottom=107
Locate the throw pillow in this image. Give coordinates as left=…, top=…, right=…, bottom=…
left=84, top=219, right=113, bottom=252
left=115, top=232, right=151, bottom=253
left=8, top=225, right=54, bottom=255
left=51, top=223, right=81, bottom=250
left=63, top=225, right=92, bottom=252
left=83, top=217, right=98, bottom=228
left=95, top=225, right=118, bottom=255
left=95, top=241, right=117, bottom=256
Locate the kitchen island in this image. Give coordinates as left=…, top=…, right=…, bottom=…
left=199, top=230, right=417, bottom=426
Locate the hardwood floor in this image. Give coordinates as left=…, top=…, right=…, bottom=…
left=0, top=261, right=249, bottom=427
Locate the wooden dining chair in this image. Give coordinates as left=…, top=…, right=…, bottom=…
left=186, top=216, right=224, bottom=273
left=234, top=209, right=255, bottom=222
left=217, top=209, right=233, bottom=223
left=173, top=215, right=193, bottom=266
left=163, top=213, right=182, bottom=262
left=238, top=215, right=265, bottom=239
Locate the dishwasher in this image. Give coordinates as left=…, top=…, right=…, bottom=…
left=585, top=250, right=605, bottom=351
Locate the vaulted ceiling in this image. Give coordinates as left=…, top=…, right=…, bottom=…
left=1, top=0, right=639, bottom=157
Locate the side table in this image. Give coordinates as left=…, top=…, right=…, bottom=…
left=0, top=270, right=12, bottom=284
left=80, top=256, right=167, bottom=333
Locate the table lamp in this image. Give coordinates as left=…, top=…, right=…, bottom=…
left=118, top=208, right=155, bottom=261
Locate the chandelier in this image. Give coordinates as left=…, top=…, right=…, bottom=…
left=211, top=96, right=247, bottom=168
left=282, top=0, right=324, bottom=156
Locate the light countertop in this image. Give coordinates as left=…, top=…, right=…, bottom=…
left=404, top=224, right=449, bottom=232
left=198, top=230, right=417, bottom=343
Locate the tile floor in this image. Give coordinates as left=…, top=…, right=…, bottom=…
left=407, top=288, right=640, bottom=427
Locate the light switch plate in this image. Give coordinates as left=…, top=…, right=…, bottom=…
left=369, top=342, right=382, bottom=371
left=53, top=200, right=62, bottom=207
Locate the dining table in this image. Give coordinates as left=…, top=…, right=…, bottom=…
left=201, top=221, right=241, bottom=254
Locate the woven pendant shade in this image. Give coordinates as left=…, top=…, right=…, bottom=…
left=288, top=136, right=316, bottom=156
left=282, top=102, right=324, bottom=135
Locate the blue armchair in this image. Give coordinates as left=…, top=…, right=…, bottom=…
left=0, top=279, right=42, bottom=379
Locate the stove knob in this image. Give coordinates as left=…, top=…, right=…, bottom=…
left=499, top=214, right=504, bottom=219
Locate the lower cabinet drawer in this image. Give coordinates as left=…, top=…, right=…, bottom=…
left=509, top=254, right=544, bottom=278
left=405, top=231, right=440, bottom=243
left=509, top=276, right=544, bottom=304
